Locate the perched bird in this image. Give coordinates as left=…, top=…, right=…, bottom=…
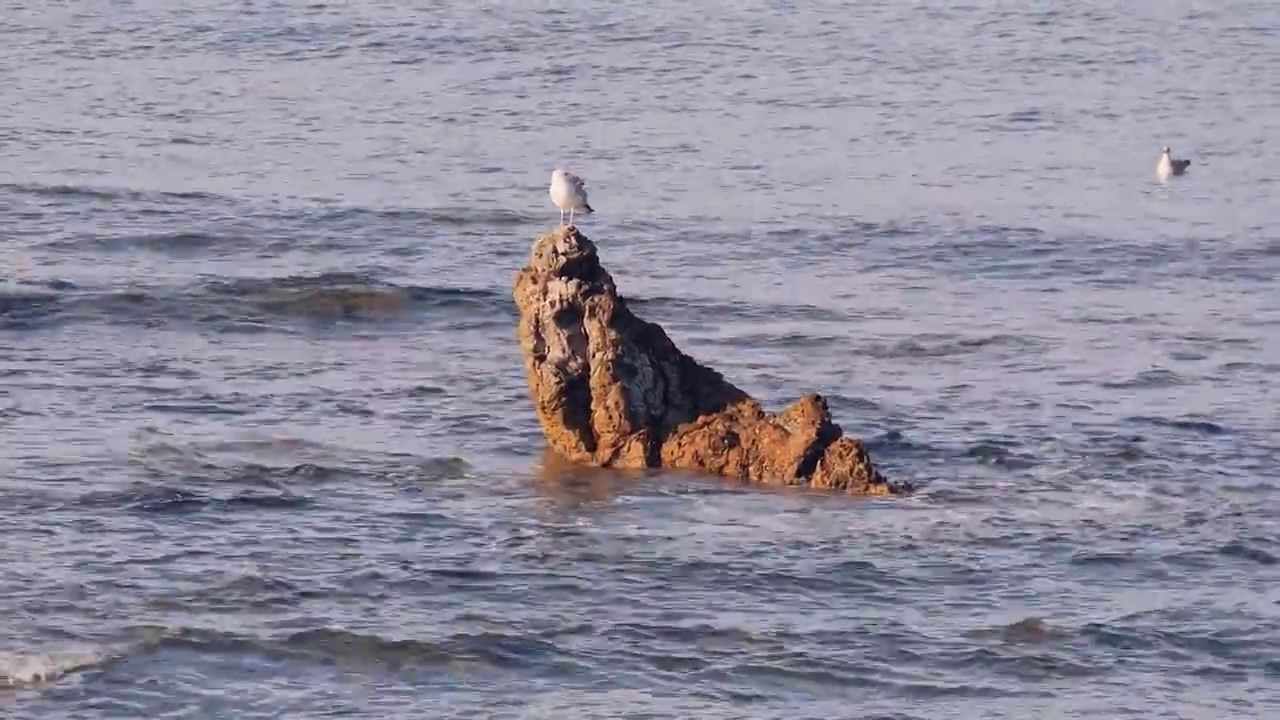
left=549, top=168, right=594, bottom=225
left=1156, top=146, right=1191, bottom=180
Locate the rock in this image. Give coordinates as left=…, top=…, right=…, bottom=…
left=512, top=226, right=906, bottom=496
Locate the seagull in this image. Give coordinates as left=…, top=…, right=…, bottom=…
left=549, top=168, right=594, bottom=225
left=1156, top=146, right=1191, bottom=180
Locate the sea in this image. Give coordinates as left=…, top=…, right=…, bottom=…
left=2, top=1, right=1278, bottom=718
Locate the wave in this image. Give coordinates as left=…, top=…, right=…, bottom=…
left=0, top=182, right=439, bottom=225
left=0, top=181, right=225, bottom=205
left=40, top=230, right=238, bottom=255
left=0, top=646, right=114, bottom=689
left=1217, top=539, right=1279, bottom=566
left=0, top=271, right=1044, bottom=339
left=1100, top=368, right=1186, bottom=389
left=626, top=293, right=850, bottom=324
left=4, top=625, right=575, bottom=689
left=130, top=625, right=575, bottom=674
left=857, top=333, right=1043, bottom=360
left=73, top=484, right=312, bottom=515
left=1124, top=415, right=1228, bottom=436
left=7, top=437, right=473, bottom=514
left=0, top=273, right=512, bottom=332
left=13, top=605, right=1273, bottom=697
left=147, top=573, right=309, bottom=613
left=294, top=204, right=532, bottom=229
left=4, top=178, right=531, bottom=227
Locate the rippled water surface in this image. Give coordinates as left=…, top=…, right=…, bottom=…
left=3, top=1, right=1279, bottom=717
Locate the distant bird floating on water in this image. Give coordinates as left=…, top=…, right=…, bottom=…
left=1156, top=146, right=1191, bottom=180
left=549, top=168, right=594, bottom=225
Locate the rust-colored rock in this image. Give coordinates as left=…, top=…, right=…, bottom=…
left=513, top=226, right=906, bottom=496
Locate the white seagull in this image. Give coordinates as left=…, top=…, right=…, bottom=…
left=1156, top=146, right=1191, bottom=180
left=549, top=168, right=594, bottom=225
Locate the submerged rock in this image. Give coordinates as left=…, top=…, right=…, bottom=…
left=512, top=226, right=904, bottom=496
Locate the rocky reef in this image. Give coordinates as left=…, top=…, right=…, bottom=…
left=512, top=226, right=905, bottom=496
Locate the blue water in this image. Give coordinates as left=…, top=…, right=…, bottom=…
left=2, top=1, right=1278, bottom=717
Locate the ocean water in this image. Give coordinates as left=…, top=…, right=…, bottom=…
left=2, top=0, right=1279, bottom=717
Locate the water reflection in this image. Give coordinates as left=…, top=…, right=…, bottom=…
left=529, top=447, right=653, bottom=511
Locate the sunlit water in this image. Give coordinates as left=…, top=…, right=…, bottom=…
left=2, top=1, right=1278, bottom=718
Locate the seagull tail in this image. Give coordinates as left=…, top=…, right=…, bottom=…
left=582, top=203, right=595, bottom=214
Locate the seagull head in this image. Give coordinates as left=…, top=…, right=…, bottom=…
left=1161, top=146, right=1171, bottom=155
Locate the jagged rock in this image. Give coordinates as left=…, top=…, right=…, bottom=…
left=513, top=226, right=905, bottom=496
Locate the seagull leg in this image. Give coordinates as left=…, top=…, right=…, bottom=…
left=569, top=207, right=575, bottom=225
left=559, top=207, right=565, bottom=225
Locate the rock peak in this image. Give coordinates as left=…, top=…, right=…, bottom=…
left=512, top=225, right=906, bottom=496
left=524, top=225, right=606, bottom=283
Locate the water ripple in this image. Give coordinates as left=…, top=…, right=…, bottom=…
left=3, top=1, right=1279, bottom=718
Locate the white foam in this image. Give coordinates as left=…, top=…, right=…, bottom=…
left=0, top=646, right=106, bottom=687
